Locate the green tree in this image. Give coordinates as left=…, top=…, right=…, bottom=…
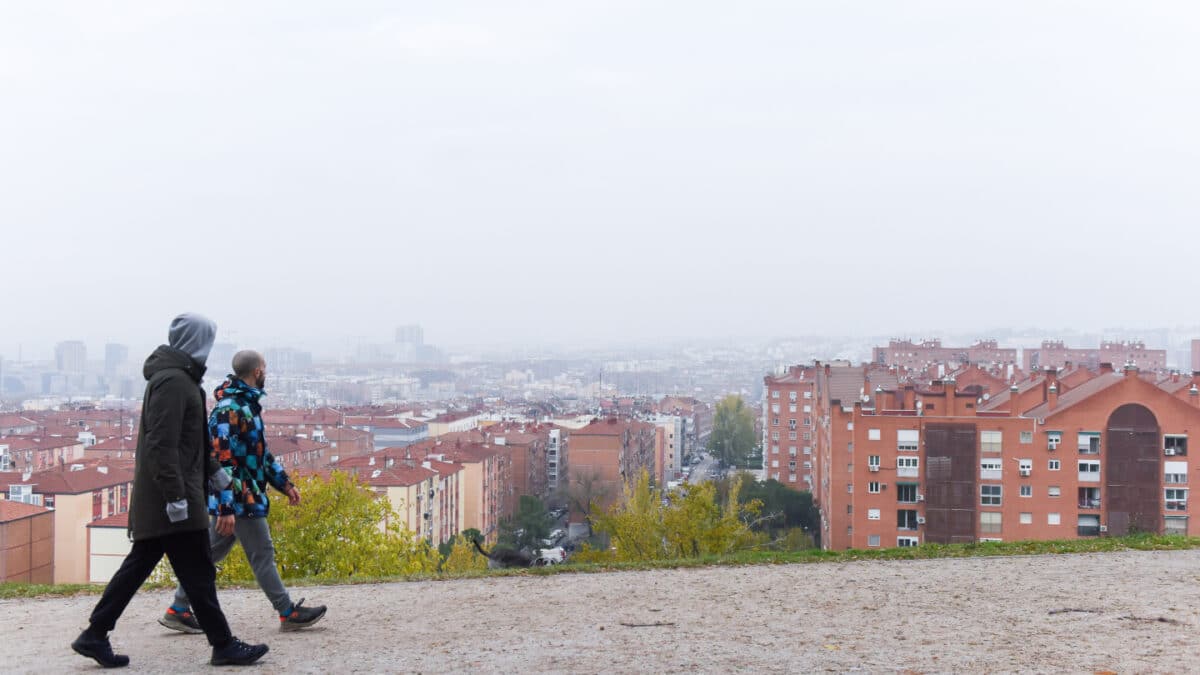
left=216, top=471, right=438, bottom=582
left=440, top=534, right=487, bottom=573
left=707, top=395, right=758, bottom=467
left=498, top=495, right=551, bottom=550
left=591, top=470, right=763, bottom=562
left=717, top=472, right=819, bottom=549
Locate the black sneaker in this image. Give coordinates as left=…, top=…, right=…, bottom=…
left=71, top=631, right=130, bottom=668
left=210, top=638, right=269, bottom=666
left=279, top=598, right=327, bottom=632
left=159, top=607, right=203, bottom=634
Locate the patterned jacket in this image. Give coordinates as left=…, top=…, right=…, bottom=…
left=207, top=377, right=292, bottom=518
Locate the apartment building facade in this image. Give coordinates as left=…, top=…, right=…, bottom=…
left=762, top=366, right=818, bottom=491
left=813, top=363, right=1200, bottom=550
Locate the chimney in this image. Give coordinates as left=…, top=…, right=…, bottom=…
left=944, top=377, right=958, bottom=416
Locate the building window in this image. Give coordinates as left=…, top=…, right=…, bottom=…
left=896, top=483, right=918, bottom=503
left=980, top=511, right=1002, bottom=534
left=868, top=508, right=881, bottom=520
left=1078, top=487, right=1100, bottom=509
left=897, top=536, right=919, bottom=547
left=1078, top=460, right=1101, bottom=482
left=1020, top=485, right=1032, bottom=497
left=1019, top=431, right=1033, bottom=444
left=1047, top=431, right=1062, bottom=451
left=1165, top=435, right=1188, bottom=457
left=1048, top=512, right=1061, bottom=525
left=897, top=510, right=918, bottom=530
left=1049, top=459, right=1061, bottom=471
left=1020, top=512, right=1033, bottom=525
left=1077, top=432, right=1100, bottom=455
left=980, top=431, right=1002, bottom=453
left=1165, top=516, right=1188, bottom=535
left=1166, top=488, right=1189, bottom=511
left=1049, top=486, right=1061, bottom=497
left=868, top=428, right=881, bottom=441
left=981, top=485, right=1002, bottom=506
left=868, top=535, right=881, bottom=547
left=868, top=481, right=881, bottom=493
left=897, top=456, right=919, bottom=477
left=980, top=458, right=1002, bottom=480
left=897, top=429, right=919, bottom=452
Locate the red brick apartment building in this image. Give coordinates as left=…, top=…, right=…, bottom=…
left=566, top=418, right=656, bottom=522
left=808, top=362, right=1200, bottom=550
left=872, top=339, right=1017, bottom=370
left=762, top=366, right=819, bottom=491
left=1024, top=340, right=1167, bottom=372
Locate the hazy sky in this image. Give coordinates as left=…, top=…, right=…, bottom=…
left=2, top=2, right=1196, bottom=358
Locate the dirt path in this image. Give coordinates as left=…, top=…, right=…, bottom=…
left=7, top=549, right=1199, bottom=673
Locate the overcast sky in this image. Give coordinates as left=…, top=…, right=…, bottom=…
left=1, top=1, right=1196, bottom=359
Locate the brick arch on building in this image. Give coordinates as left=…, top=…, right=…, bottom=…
left=1105, top=403, right=1161, bottom=536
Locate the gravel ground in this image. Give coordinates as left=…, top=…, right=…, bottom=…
left=6, top=549, right=1200, bottom=673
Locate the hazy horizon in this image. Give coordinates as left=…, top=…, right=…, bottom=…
left=3, top=2, right=1196, bottom=359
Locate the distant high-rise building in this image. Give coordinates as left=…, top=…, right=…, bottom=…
left=209, top=342, right=237, bottom=374
left=104, top=343, right=129, bottom=377
left=395, top=324, right=425, bottom=363
left=55, top=341, right=87, bottom=374
left=395, top=325, right=424, bottom=347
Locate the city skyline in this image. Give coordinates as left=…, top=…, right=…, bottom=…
left=2, top=2, right=1197, bottom=354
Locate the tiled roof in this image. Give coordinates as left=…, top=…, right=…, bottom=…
left=0, top=464, right=135, bottom=495
left=88, top=511, right=130, bottom=528
left=359, top=466, right=436, bottom=488
left=1022, top=373, right=1126, bottom=419
left=0, top=499, right=52, bottom=523
left=826, top=366, right=866, bottom=405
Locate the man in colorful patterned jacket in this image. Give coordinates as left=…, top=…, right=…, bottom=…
left=160, top=350, right=327, bottom=633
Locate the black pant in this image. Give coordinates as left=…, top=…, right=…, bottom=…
left=88, top=529, right=232, bottom=648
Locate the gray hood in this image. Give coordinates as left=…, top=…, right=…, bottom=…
left=168, top=313, right=217, bottom=366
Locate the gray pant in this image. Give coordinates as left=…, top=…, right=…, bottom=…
left=174, top=516, right=292, bottom=615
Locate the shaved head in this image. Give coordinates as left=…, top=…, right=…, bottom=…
left=231, top=350, right=264, bottom=378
